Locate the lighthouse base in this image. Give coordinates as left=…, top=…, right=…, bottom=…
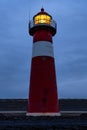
left=26, top=112, right=61, bottom=116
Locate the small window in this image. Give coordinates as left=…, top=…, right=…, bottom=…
left=42, top=57, right=46, bottom=61
left=42, top=98, right=47, bottom=103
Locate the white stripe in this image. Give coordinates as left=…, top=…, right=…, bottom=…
left=32, top=41, right=54, bottom=58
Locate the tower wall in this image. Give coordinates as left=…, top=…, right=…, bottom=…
left=27, top=8, right=60, bottom=115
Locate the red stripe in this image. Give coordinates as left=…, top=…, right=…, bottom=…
left=33, top=30, right=52, bottom=43
left=28, top=56, right=60, bottom=113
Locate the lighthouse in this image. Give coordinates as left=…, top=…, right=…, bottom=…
left=27, top=8, right=60, bottom=116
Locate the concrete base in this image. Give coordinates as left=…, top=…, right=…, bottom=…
left=26, top=112, right=61, bottom=116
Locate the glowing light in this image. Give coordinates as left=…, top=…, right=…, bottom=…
left=34, top=14, right=51, bottom=25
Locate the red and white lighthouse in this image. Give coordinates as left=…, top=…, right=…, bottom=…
left=27, top=8, right=60, bottom=116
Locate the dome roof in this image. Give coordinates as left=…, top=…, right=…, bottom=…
left=33, top=8, right=52, bottom=19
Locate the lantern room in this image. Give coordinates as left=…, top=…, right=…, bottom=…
left=34, top=8, right=52, bottom=25
left=29, top=8, right=57, bottom=36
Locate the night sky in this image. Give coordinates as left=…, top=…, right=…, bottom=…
left=0, top=0, right=87, bottom=99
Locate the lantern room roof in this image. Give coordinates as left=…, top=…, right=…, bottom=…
left=33, top=8, right=52, bottom=19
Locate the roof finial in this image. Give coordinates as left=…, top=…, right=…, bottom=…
left=41, top=7, right=44, bottom=12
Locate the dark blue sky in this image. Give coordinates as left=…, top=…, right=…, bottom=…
left=0, top=0, right=87, bottom=99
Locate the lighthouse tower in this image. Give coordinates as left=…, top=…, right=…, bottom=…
left=27, top=8, right=60, bottom=116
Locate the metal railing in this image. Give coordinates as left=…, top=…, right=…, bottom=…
left=29, top=19, right=57, bottom=30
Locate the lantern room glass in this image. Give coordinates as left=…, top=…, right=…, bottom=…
left=34, top=14, right=51, bottom=25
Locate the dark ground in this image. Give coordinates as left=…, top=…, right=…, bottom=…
left=0, top=99, right=87, bottom=111
left=0, top=99, right=87, bottom=130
